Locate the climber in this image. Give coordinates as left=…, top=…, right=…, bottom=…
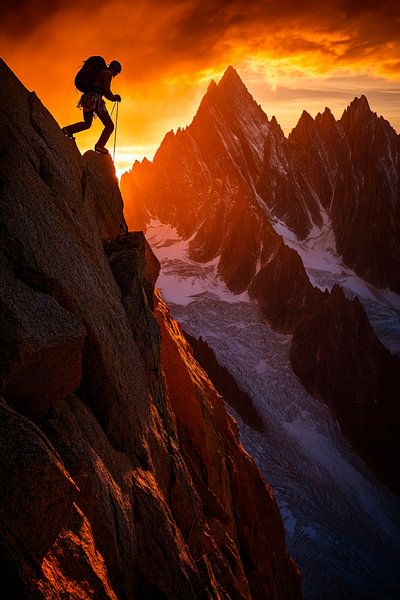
left=62, top=59, right=122, bottom=154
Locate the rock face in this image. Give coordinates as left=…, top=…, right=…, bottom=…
left=290, top=285, right=400, bottom=494
left=248, top=241, right=321, bottom=333
left=0, top=58, right=301, bottom=598
left=157, top=296, right=299, bottom=599
left=0, top=250, right=86, bottom=421
left=289, top=96, right=400, bottom=293
left=121, top=67, right=400, bottom=495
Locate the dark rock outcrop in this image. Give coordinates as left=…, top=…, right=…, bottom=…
left=290, top=285, right=400, bottom=494
left=183, top=331, right=265, bottom=433
left=249, top=241, right=321, bottom=332
left=0, top=58, right=301, bottom=598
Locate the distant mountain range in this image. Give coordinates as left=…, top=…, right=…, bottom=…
left=123, top=65, right=400, bottom=295
left=122, top=66, right=400, bottom=496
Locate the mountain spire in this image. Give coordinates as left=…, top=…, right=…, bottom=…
left=219, top=65, right=243, bottom=85
left=341, top=94, right=373, bottom=124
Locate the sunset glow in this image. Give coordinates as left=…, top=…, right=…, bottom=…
left=2, top=3, right=400, bottom=597
left=1, top=0, right=399, bottom=176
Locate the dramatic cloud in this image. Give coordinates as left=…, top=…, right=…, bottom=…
left=1, top=0, right=399, bottom=174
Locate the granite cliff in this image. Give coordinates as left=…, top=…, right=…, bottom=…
left=0, top=59, right=301, bottom=598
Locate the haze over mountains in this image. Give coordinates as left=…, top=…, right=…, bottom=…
left=122, top=66, right=400, bottom=598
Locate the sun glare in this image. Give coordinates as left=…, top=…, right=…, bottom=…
left=113, top=146, right=156, bottom=181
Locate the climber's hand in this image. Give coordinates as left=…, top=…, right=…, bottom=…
left=114, top=94, right=121, bottom=102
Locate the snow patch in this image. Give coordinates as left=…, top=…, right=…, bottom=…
left=269, top=212, right=400, bottom=354
left=145, top=219, right=249, bottom=306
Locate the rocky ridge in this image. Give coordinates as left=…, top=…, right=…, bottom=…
left=290, top=284, right=400, bottom=495
left=122, top=67, right=400, bottom=295
left=289, top=95, right=400, bottom=293
left=183, top=331, right=265, bottom=433
left=0, top=58, right=301, bottom=598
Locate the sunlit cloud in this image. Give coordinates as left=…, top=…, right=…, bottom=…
left=1, top=0, right=399, bottom=169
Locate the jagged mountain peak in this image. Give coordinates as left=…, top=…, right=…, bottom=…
left=152, top=65, right=270, bottom=177
left=207, top=79, right=218, bottom=93
left=341, top=94, right=373, bottom=123
left=200, top=64, right=261, bottom=112
left=288, top=109, right=316, bottom=141
left=350, top=94, right=370, bottom=110
left=292, top=109, right=315, bottom=131
left=188, top=66, right=269, bottom=169
left=219, top=65, right=244, bottom=87
left=318, top=106, right=333, bottom=119
left=270, top=115, right=284, bottom=136
left=299, top=109, right=315, bottom=124
left=315, top=106, right=337, bottom=131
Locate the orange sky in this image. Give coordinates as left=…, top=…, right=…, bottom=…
left=1, top=0, right=399, bottom=177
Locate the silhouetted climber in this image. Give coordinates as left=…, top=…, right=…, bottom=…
left=63, top=58, right=122, bottom=154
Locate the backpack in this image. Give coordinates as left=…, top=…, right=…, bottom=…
left=74, top=56, right=107, bottom=93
